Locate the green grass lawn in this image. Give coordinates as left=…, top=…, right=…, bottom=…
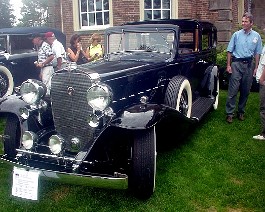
left=0, top=90, right=264, bottom=212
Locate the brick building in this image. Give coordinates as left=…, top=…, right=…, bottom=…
left=47, top=0, right=265, bottom=49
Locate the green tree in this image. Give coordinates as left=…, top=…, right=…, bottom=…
left=0, top=0, right=15, bottom=28
left=18, top=0, right=49, bottom=27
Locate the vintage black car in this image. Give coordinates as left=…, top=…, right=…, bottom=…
left=0, top=26, right=66, bottom=98
left=0, top=19, right=219, bottom=200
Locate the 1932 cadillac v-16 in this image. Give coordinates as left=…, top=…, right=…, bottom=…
left=0, top=19, right=219, bottom=199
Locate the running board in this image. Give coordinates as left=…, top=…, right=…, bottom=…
left=191, top=97, right=215, bottom=121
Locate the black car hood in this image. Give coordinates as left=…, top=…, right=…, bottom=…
left=79, top=52, right=169, bottom=76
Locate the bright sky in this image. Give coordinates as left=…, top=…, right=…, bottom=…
left=10, top=0, right=23, bottom=21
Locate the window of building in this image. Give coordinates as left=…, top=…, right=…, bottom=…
left=79, top=0, right=110, bottom=30
left=144, top=0, right=171, bottom=20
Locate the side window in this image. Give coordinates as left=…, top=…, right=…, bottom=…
left=0, top=37, right=7, bottom=52
left=10, top=35, right=35, bottom=54
left=201, top=30, right=216, bottom=50
left=79, top=0, right=110, bottom=30
left=202, top=33, right=209, bottom=50
left=143, top=0, right=171, bottom=20
left=178, top=32, right=194, bottom=54
left=212, top=31, right=217, bottom=48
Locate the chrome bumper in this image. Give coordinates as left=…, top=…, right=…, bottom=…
left=0, top=157, right=128, bottom=190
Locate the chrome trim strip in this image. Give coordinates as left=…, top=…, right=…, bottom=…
left=17, top=149, right=77, bottom=161
left=0, top=157, right=128, bottom=190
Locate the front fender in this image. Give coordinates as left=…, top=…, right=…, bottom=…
left=0, top=94, right=26, bottom=117
left=111, top=103, right=195, bottom=129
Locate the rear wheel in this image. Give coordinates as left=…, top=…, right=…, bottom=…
left=164, top=76, right=192, bottom=118
left=129, top=127, right=156, bottom=199
left=0, top=66, right=14, bottom=98
left=4, top=115, right=21, bottom=158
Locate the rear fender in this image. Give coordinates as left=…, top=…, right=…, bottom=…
left=200, top=65, right=218, bottom=97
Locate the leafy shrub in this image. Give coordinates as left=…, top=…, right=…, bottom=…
left=216, top=45, right=227, bottom=69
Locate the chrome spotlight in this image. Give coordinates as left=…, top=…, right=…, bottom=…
left=49, top=135, right=64, bottom=154
left=87, top=113, right=100, bottom=127
left=22, top=131, right=37, bottom=150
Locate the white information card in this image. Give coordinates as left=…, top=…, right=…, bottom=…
left=12, top=167, right=40, bottom=201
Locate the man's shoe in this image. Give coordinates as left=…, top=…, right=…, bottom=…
left=226, top=115, right=233, bottom=123
left=253, top=134, right=265, bottom=140
left=238, top=114, right=244, bottom=121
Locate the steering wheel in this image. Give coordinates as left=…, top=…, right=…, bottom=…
left=150, top=44, right=170, bottom=52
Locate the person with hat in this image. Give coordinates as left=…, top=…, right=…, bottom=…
left=44, top=31, right=67, bottom=70
left=31, top=33, right=54, bottom=95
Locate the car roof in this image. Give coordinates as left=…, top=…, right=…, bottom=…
left=0, top=26, right=66, bottom=48
left=105, top=24, right=180, bottom=34
left=124, top=19, right=216, bottom=31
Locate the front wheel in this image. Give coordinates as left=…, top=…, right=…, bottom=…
left=129, top=127, right=156, bottom=199
left=0, top=66, right=14, bottom=98
left=4, top=115, right=21, bottom=158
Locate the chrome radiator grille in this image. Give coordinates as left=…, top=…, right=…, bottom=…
left=51, top=71, right=95, bottom=152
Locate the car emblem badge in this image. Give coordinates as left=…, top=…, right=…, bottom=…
left=67, top=87, right=74, bottom=96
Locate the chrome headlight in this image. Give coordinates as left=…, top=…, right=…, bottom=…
left=87, top=83, right=113, bottom=111
left=22, top=131, right=37, bottom=150
left=20, top=79, right=46, bottom=104
left=49, top=135, right=64, bottom=155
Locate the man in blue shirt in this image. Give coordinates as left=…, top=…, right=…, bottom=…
left=226, top=12, right=262, bottom=123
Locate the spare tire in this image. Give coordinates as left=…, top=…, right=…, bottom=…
left=0, top=65, right=14, bottom=98
left=164, top=75, right=192, bottom=118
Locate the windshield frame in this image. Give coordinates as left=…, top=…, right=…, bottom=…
left=105, top=24, right=179, bottom=57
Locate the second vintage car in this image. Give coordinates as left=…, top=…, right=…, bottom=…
left=0, top=19, right=219, bottom=200
left=0, top=26, right=66, bottom=98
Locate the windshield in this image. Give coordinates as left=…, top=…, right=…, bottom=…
left=107, top=30, right=175, bottom=54
left=9, top=35, right=35, bottom=54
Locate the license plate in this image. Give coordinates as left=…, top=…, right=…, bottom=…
left=12, top=167, right=40, bottom=201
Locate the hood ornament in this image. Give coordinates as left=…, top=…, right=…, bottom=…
left=67, top=86, right=74, bottom=96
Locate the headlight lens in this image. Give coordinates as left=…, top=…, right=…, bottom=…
left=87, top=83, right=112, bottom=111
left=20, top=79, right=46, bottom=104
left=49, top=135, right=64, bottom=154
left=22, top=131, right=37, bottom=150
